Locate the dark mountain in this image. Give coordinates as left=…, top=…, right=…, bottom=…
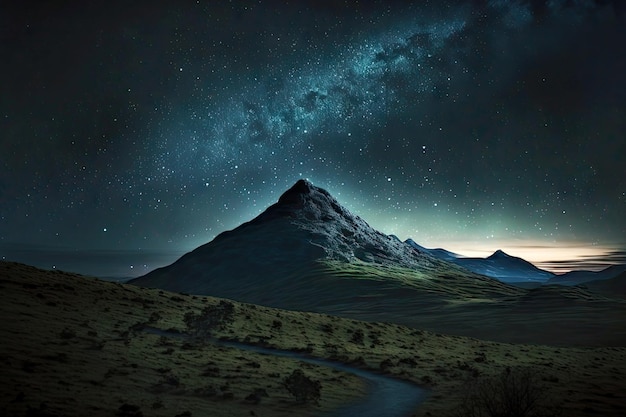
left=131, top=179, right=468, bottom=296
left=130, top=180, right=626, bottom=346
left=549, top=264, right=626, bottom=286
left=487, top=249, right=511, bottom=260
left=453, top=249, right=555, bottom=283
left=130, top=179, right=500, bottom=294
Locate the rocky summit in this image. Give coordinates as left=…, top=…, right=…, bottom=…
left=252, top=179, right=434, bottom=268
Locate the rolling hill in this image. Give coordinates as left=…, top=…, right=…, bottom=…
left=548, top=264, right=626, bottom=285
left=3, top=261, right=626, bottom=417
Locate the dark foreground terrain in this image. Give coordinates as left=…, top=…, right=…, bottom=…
left=2, top=261, right=626, bottom=416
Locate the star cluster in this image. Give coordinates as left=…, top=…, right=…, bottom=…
left=1, top=1, right=625, bottom=276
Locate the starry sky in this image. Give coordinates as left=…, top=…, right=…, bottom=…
left=1, top=0, right=625, bottom=277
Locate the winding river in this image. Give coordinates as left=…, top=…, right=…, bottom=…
left=143, top=327, right=429, bottom=417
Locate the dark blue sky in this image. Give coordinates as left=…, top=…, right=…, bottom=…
left=1, top=1, right=625, bottom=277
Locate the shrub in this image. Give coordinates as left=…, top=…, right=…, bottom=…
left=200, top=366, right=220, bottom=377
left=59, top=327, right=76, bottom=339
left=350, top=329, right=364, bottom=344
left=320, top=323, right=334, bottom=334
left=457, top=367, right=561, bottom=417
left=116, top=404, right=143, bottom=417
left=183, top=301, right=235, bottom=339
left=283, top=369, right=321, bottom=404
left=399, top=357, right=418, bottom=368
left=380, top=358, right=394, bottom=370
left=245, top=389, right=268, bottom=405
left=148, top=311, right=162, bottom=323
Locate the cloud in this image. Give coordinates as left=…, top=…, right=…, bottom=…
left=440, top=239, right=626, bottom=273
left=535, top=250, right=626, bottom=273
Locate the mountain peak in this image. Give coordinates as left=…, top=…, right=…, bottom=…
left=230, top=179, right=437, bottom=268
left=278, top=179, right=327, bottom=205
left=257, top=179, right=347, bottom=223
left=282, top=178, right=313, bottom=197
left=488, top=249, right=510, bottom=259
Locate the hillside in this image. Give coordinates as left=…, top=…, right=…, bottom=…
left=2, top=261, right=626, bottom=416
left=4, top=261, right=626, bottom=416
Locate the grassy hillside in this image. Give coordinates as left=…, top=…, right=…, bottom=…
left=276, top=260, right=626, bottom=346
left=2, top=261, right=626, bottom=416
left=133, top=254, right=626, bottom=346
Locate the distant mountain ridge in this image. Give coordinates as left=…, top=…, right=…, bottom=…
left=548, top=264, right=626, bottom=286
left=404, top=242, right=626, bottom=286
left=405, top=241, right=555, bottom=283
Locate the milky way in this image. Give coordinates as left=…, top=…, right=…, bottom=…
left=1, top=1, right=625, bottom=276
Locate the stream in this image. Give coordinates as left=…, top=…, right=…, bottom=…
left=143, top=327, right=429, bottom=417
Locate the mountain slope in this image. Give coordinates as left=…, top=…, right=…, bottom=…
left=548, top=264, right=626, bottom=285
left=131, top=179, right=480, bottom=296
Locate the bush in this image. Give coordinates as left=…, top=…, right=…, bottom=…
left=457, top=367, right=561, bottom=417
left=320, top=323, right=334, bottom=334
left=283, top=369, right=321, bottom=404
left=380, top=358, right=395, bottom=370
left=183, top=301, right=235, bottom=339
left=148, top=311, right=162, bottom=323
left=59, top=327, right=76, bottom=339
left=116, top=404, right=143, bottom=417
left=350, top=329, right=364, bottom=344
left=245, top=388, right=268, bottom=405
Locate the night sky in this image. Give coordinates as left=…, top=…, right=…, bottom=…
left=1, top=1, right=625, bottom=277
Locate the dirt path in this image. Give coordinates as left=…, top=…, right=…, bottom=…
left=144, top=327, right=429, bottom=417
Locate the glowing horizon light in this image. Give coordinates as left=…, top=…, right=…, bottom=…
left=440, top=242, right=624, bottom=274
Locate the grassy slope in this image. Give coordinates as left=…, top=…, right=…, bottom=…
left=0, top=262, right=364, bottom=417
left=2, top=261, right=626, bottom=417
left=295, top=260, right=626, bottom=346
